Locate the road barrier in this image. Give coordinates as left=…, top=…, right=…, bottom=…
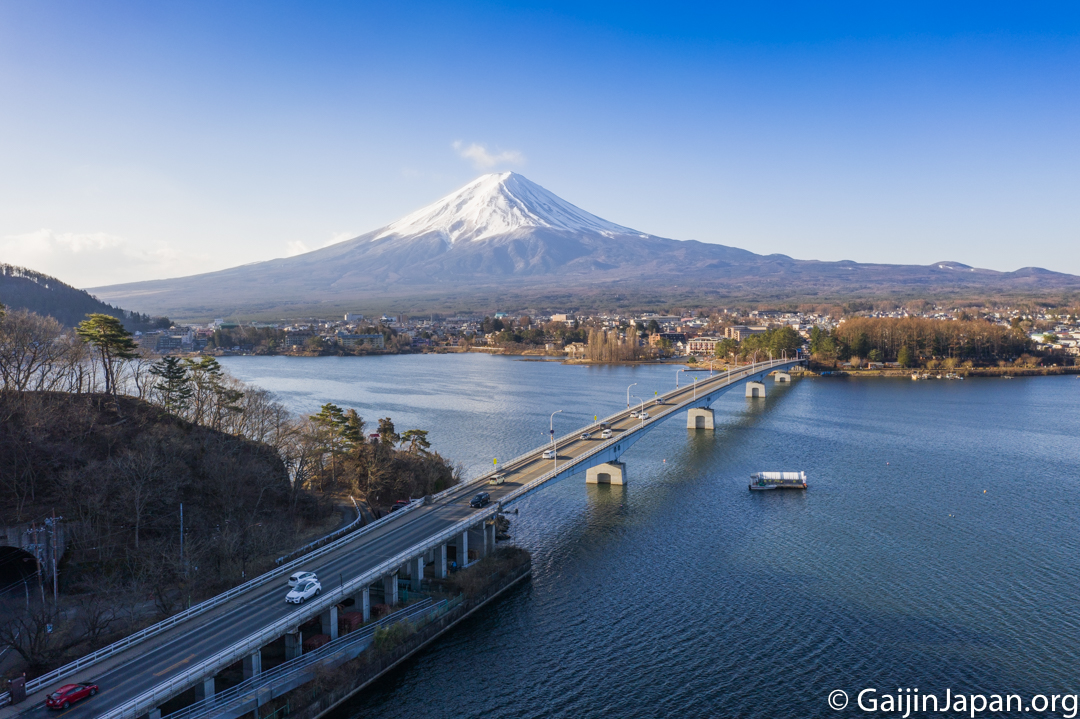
left=4, top=497, right=425, bottom=707
left=6, top=359, right=798, bottom=714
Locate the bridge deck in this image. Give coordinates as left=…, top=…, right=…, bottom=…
left=4, top=359, right=800, bottom=719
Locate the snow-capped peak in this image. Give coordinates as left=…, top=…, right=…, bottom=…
left=374, top=172, right=644, bottom=245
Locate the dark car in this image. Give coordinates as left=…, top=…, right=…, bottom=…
left=599, top=422, right=612, bottom=429
left=470, top=492, right=490, bottom=508
left=46, top=683, right=98, bottom=710
left=390, top=499, right=410, bottom=512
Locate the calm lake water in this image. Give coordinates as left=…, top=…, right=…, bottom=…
left=220, top=355, right=1080, bottom=718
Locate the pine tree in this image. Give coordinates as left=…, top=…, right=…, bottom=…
left=76, top=313, right=139, bottom=396
left=149, top=356, right=193, bottom=414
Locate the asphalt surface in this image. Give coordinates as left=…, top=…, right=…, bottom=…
left=12, top=361, right=792, bottom=719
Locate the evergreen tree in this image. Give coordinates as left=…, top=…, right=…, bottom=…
left=342, top=409, right=365, bottom=449
left=400, top=429, right=431, bottom=454
left=76, top=313, right=139, bottom=395
left=149, top=356, right=192, bottom=414
left=377, top=417, right=400, bottom=446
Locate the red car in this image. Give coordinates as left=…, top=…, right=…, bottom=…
left=45, top=683, right=98, bottom=710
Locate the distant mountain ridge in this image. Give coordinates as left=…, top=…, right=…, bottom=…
left=0, top=264, right=164, bottom=328
left=89, top=172, right=1080, bottom=318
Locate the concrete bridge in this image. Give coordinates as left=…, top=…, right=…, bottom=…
left=0, top=357, right=803, bottom=719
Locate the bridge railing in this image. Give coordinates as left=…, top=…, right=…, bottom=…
left=275, top=496, right=364, bottom=566
left=10, top=497, right=425, bottom=704
left=14, top=358, right=797, bottom=714
left=495, top=359, right=796, bottom=507
left=435, top=359, right=789, bottom=501
left=163, top=598, right=443, bottom=719
left=432, top=356, right=794, bottom=500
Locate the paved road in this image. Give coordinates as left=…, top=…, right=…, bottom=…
left=12, top=360, right=794, bottom=718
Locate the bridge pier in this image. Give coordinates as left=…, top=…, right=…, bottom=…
left=452, top=531, right=469, bottom=568
left=285, top=630, right=302, bottom=660
left=774, top=372, right=791, bottom=382
left=687, top=408, right=714, bottom=429
left=243, top=649, right=263, bottom=680
left=410, top=555, right=424, bottom=591
left=467, top=524, right=487, bottom=561
left=746, top=381, right=766, bottom=398
left=434, top=543, right=448, bottom=578
left=486, top=520, right=496, bottom=549
left=150, top=710, right=161, bottom=719
left=383, top=572, right=398, bottom=606
left=194, top=676, right=215, bottom=702
left=586, top=461, right=626, bottom=485
left=320, top=606, right=338, bottom=640
left=359, top=585, right=370, bottom=620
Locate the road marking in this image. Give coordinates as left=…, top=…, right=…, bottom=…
left=154, top=653, right=196, bottom=676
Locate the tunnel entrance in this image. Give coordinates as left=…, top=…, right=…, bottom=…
left=0, top=546, right=38, bottom=586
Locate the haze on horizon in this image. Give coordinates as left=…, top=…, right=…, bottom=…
left=1, top=1, right=1078, bottom=288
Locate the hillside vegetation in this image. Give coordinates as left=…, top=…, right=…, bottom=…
left=0, top=264, right=167, bottom=329
left=0, top=306, right=458, bottom=677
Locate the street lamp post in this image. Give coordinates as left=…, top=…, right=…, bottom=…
left=626, top=383, right=637, bottom=409
left=550, top=410, right=563, bottom=471
left=549, top=410, right=563, bottom=449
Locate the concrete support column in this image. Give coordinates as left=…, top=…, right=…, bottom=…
left=468, top=524, right=487, bottom=561
left=194, top=676, right=215, bottom=702
left=383, top=572, right=398, bottom=606
left=486, top=520, right=497, bottom=549
left=242, top=650, right=263, bottom=680
left=687, top=407, right=715, bottom=429
left=360, top=586, right=371, bottom=621
left=746, top=381, right=766, bottom=398
left=320, top=606, right=339, bottom=640
left=455, top=531, right=469, bottom=568
left=775, top=372, right=791, bottom=382
left=411, top=555, right=424, bottom=591
left=434, top=543, right=448, bottom=578
left=285, top=631, right=302, bottom=660
left=586, top=461, right=626, bottom=485
left=149, top=710, right=162, bottom=719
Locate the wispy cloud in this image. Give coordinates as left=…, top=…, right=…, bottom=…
left=285, top=240, right=310, bottom=256
left=452, top=141, right=525, bottom=170
left=285, top=231, right=356, bottom=257
left=0, top=229, right=207, bottom=287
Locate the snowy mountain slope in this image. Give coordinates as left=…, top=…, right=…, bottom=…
left=89, top=173, right=1080, bottom=318
left=374, top=172, right=645, bottom=245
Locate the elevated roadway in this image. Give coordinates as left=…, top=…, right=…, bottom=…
left=2, top=358, right=802, bottom=719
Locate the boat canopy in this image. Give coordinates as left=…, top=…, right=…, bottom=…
left=750, top=471, right=807, bottom=481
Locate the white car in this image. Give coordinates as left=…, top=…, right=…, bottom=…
left=601, top=429, right=613, bottom=439
left=542, top=449, right=556, bottom=459
left=288, top=571, right=317, bottom=588
left=629, top=411, right=639, bottom=418
left=638, top=411, right=650, bottom=420
left=286, top=579, right=322, bottom=604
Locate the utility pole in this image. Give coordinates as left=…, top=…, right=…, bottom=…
left=45, top=511, right=62, bottom=607
left=180, top=503, right=184, bottom=577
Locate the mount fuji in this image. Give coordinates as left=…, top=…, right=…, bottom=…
left=91, top=172, right=1079, bottom=318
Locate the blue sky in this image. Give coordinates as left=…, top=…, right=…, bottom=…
left=1, top=1, right=1078, bottom=286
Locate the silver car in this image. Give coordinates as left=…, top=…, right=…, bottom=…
left=286, top=579, right=322, bottom=604
left=288, top=571, right=317, bottom=588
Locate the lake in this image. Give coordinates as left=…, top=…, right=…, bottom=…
left=220, top=354, right=1080, bottom=718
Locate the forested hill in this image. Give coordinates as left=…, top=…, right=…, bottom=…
left=0, top=264, right=166, bottom=329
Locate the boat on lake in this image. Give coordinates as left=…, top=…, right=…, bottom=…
left=749, top=471, right=808, bottom=491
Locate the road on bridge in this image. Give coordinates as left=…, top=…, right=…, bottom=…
left=7, top=360, right=796, bottom=719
